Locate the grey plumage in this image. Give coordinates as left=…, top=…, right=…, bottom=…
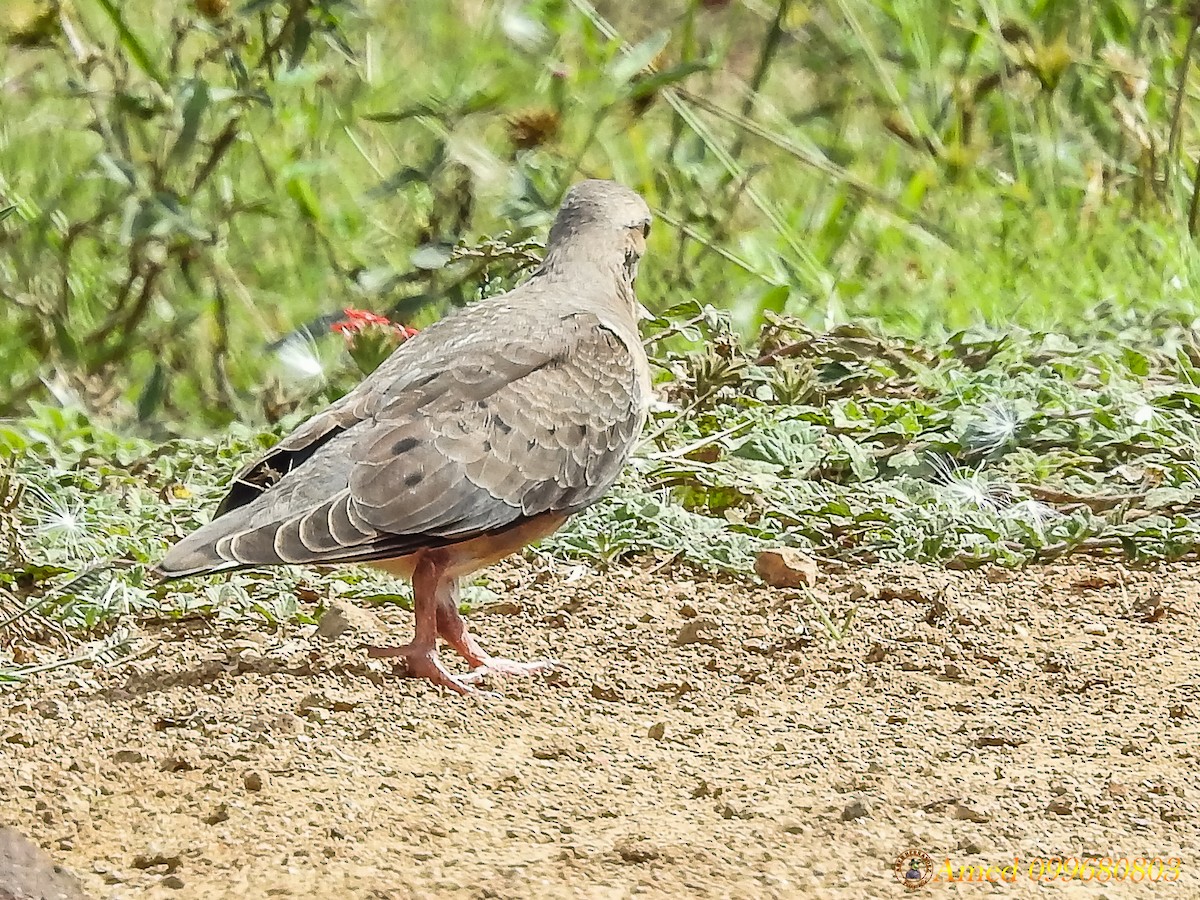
left=156, top=179, right=653, bottom=581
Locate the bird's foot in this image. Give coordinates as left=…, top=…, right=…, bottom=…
left=464, top=656, right=558, bottom=682
left=366, top=643, right=497, bottom=697
left=435, top=602, right=557, bottom=682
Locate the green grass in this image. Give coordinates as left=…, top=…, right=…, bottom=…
left=3, top=0, right=1200, bottom=677
left=2, top=0, right=1199, bottom=425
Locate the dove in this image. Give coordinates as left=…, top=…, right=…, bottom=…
left=155, top=179, right=654, bottom=695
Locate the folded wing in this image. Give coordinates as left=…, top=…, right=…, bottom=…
left=155, top=311, right=643, bottom=577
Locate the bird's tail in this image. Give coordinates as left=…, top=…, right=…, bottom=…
left=153, top=518, right=243, bottom=580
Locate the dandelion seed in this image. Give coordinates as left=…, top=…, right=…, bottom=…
left=1005, top=499, right=1063, bottom=536
left=963, top=398, right=1025, bottom=452
left=927, top=455, right=1014, bottom=513
left=273, top=335, right=326, bottom=382
left=37, top=504, right=87, bottom=539
left=31, top=495, right=96, bottom=558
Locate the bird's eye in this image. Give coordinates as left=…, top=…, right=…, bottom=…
left=642, top=222, right=651, bottom=238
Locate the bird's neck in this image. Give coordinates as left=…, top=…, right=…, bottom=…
left=536, top=247, right=636, bottom=306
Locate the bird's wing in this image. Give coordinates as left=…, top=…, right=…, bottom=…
left=156, top=309, right=646, bottom=577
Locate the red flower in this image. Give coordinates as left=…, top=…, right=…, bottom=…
left=330, top=308, right=418, bottom=339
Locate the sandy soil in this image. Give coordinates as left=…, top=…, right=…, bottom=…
left=2, top=556, right=1199, bottom=899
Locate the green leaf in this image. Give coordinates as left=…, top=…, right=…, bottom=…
left=1121, top=347, right=1150, bottom=377
left=170, top=79, right=210, bottom=165
left=95, top=153, right=138, bottom=189
left=364, top=102, right=440, bottom=123
left=410, top=244, right=453, bottom=270
left=136, top=364, right=168, bottom=422
left=84, top=0, right=166, bottom=87
left=627, top=59, right=710, bottom=99
left=285, top=176, right=322, bottom=222
left=753, top=284, right=790, bottom=321
left=287, top=17, right=312, bottom=68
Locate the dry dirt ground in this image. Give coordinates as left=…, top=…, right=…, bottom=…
left=2, top=556, right=1199, bottom=899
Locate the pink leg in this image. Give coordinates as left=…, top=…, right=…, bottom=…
left=366, top=554, right=483, bottom=696
left=434, top=579, right=557, bottom=680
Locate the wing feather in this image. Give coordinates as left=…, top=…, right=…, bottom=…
left=155, top=306, right=646, bottom=578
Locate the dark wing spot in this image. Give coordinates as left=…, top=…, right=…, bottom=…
left=494, top=416, right=513, bottom=434
left=404, top=472, right=423, bottom=487
left=393, top=436, right=419, bottom=454
left=482, top=439, right=492, bottom=453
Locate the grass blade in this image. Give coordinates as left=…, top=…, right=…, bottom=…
left=83, top=0, right=167, bottom=87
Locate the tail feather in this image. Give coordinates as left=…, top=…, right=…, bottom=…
left=154, top=516, right=245, bottom=580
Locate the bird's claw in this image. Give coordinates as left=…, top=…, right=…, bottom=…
left=462, top=657, right=559, bottom=682
left=367, top=644, right=499, bottom=698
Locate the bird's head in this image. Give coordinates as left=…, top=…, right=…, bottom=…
left=543, top=179, right=653, bottom=319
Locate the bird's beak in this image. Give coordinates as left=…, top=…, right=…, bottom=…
left=637, top=302, right=655, bottom=321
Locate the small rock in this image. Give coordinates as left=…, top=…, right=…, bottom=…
left=473, top=599, right=523, bottom=616
left=841, top=798, right=872, bottom=821
left=243, top=772, right=265, bottom=792
left=754, top=548, right=819, bottom=588
left=162, top=875, right=185, bottom=889
left=1131, top=592, right=1167, bottom=623
left=1041, top=651, right=1072, bottom=673
left=948, top=802, right=990, bottom=823
left=132, top=852, right=180, bottom=873
left=202, top=804, right=230, bottom=826
left=34, top=699, right=64, bottom=720
left=315, top=599, right=387, bottom=639
left=268, top=713, right=304, bottom=735
left=719, top=799, right=756, bottom=820
left=615, top=839, right=660, bottom=863
left=674, top=618, right=718, bottom=646
left=847, top=580, right=880, bottom=600
left=975, top=730, right=1028, bottom=748
left=112, top=749, right=146, bottom=764
left=298, top=692, right=358, bottom=714
left=590, top=683, right=621, bottom=702
left=646, top=723, right=666, bottom=740
left=957, top=832, right=991, bottom=854
left=1047, top=796, right=1073, bottom=816
left=1082, top=622, right=1108, bottom=636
